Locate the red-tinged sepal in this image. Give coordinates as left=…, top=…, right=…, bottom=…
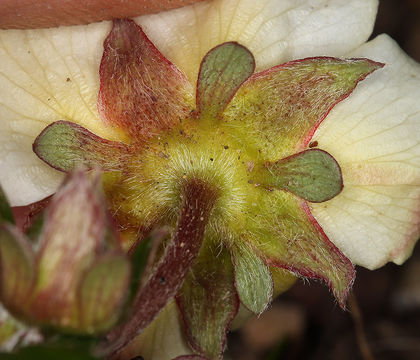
left=101, top=179, right=218, bottom=357
left=264, top=149, right=343, bottom=203
left=231, top=242, right=273, bottom=315
left=196, top=42, right=255, bottom=118
left=78, top=253, right=131, bottom=334
left=33, top=120, right=130, bottom=173
left=98, top=19, right=194, bottom=143
left=222, top=57, right=384, bottom=159
left=28, top=171, right=119, bottom=329
left=253, top=192, right=354, bottom=308
left=176, top=243, right=239, bottom=360
left=0, top=224, right=35, bottom=315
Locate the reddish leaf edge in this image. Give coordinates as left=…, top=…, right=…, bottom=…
left=98, top=19, right=193, bottom=141
left=265, top=202, right=355, bottom=310
left=244, top=56, right=385, bottom=149
left=32, top=120, right=130, bottom=173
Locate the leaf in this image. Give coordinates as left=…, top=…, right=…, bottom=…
left=102, top=179, right=218, bottom=357
left=0, top=185, right=14, bottom=224
left=196, top=42, right=255, bottom=118
left=231, top=242, right=273, bottom=314
left=98, top=19, right=194, bottom=143
left=222, top=57, right=383, bottom=160
left=0, top=224, right=35, bottom=313
left=265, top=149, right=343, bottom=202
left=33, top=121, right=130, bottom=173
left=176, top=243, right=238, bottom=360
left=78, top=254, right=131, bottom=334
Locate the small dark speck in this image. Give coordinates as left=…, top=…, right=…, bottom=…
left=66, top=77, right=71, bottom=82
left=210, top=158, right=214, bottom=161
left=309, top=141, right=318, bottom=148
left=151, top=95, right=157, bottom=102
left=224, top=145, right=229, bottom=149
left=160, top=277, right=166, bottom=284
left=27, top=50, right=31, bottom=54
left=47, top=98, right=51, bottom=101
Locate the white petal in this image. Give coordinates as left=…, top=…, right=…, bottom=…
left=115, top=300, right=193, bottom=360
left=0, top=21, right=124, bottom=206
left=311, top=35, right=420, bottom=269
left=137, top=0, right=378, bottom=84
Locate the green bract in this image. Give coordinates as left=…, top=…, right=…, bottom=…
left=33, top=19, right=383, bottom=359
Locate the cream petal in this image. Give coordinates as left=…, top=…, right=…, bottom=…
left=115, top=300, right=193, bottom=360
left=310, top=35, right=420, bottom=269
left=137, top=0, right=378, bottom=84
left=0, top=21, right=124, bottom=206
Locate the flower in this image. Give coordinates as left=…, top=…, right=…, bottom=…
left=0, top=0, right=419, bottom=359
left=0, top=171, right=131, bottom=334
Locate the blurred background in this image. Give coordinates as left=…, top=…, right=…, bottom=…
left=226, top=1, right=420, bottom=359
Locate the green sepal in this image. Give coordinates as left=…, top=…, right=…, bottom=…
left=33, top=120, right=130, bottom=173
left=0, top=186, right=14, bottom=224
left=231, top=242, right=273, bottom=314
left=222, top=57, right=384, bottom=159
left=78, top=254, right=131, bottom=334
left=176, top=241, right=238, bottom=360
left=197, top=42, right=255, bottom=118
left=0, top=224, right=35, bottom=314
left=245, top=191, right=354, bottom=308
left=265, top=149, right=343, bottom=202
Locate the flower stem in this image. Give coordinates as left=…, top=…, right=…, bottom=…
left=100, top=178, right=218, bottom=356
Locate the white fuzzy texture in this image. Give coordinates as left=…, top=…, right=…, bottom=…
left=311, top=35, right=420, bottom=269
